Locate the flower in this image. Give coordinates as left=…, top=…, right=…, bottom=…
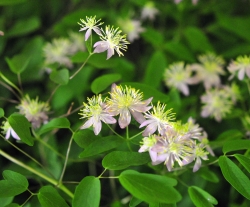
left=140, top=102, right=175, bottom=136
left=68, top=31, right=86, bottom=54
left=93, top=26, right=130, bottom=59
left=191, top=143, right=209, bottom=172
left=106, top=84, right=153, bottom=128
left=164, top=62, right=196, bottom=96
left=227, top=55, right=250, bottom=80
left=117, top=18, right=145, bottom=42
left=190, top=53, right=225, bottom=89
left=16, top=95, right=50, bottom=129
left=200, top=87, right=233, bottom=122
left=78, top=16, right=103, bottom=41
left=141, top=1, right=159, bottom=21
left=1, top=121, right=20, bottom=140
left=43, top=38, right=74, bottom=68
left=79, top=95, right=116, bottom=135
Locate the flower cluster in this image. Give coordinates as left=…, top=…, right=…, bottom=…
left=78, top=16, right=130, bottom=59
left=43, top=32, right=85, bottom=69
left=139, top=117, right=213, bottom=172
left=79, top=83, right=213, bottom=172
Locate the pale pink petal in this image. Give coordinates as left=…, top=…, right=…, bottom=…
left=93, top=41, right=109, bottom=53
left=139, top=119, right=155, bottom=128
left=11, top=129, right=20, bottom=140
left=238, top=68, right=245, bottom=80
left=102, top=115, right=116, bottom=124
left=179, top=83, right=189, bottom=96
left=193, top=157, right=202, bottom=172
left=85, top=29, right=92, bottom=41
left=79, top=27, right=88, bottom=32
left=5, top=129, right=11, bottom=140
left=142, top=122, right=158, bottom=136
left=149, top=149, right=158, bottom=162
left=130, top=110, right=145, bottom=124
left=118, top=109, right=131, bottom=128
left=107, top=48, right=114, bottom=59
left=81, top=118, right=93, bottom=129
left=93, top=120, right=102, bottom=135
left=93, top=27, right=101, bottom=35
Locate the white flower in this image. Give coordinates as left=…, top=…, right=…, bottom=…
left=190, top=53, right=225, bottom=90
left=93, top=26, right=130, bottom=59
left=106, top=84, right=152, bottom=129
left=78, top=16, right=103, bottom=41
left=200, top=87, right=233, bottom=122
left=164, top=62, right=195, bottom=96
left=227, top=55, right=250, bottom=80
left=140, top=102, right=175, bottom=136
left=117, top=18, right=145, bottom=42
left=79, top=95, right=116, bottom=135
left=141, top=1, right=159, bottom=21
left=68, top=31, right=86, bottom=54
left=16, top=95, right=50, bottom=129
left=1, top=121, right=20, bottom=140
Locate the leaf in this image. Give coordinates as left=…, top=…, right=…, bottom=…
left=143, top=51, right=166, bottom=89
left=0, top=108, right=4, bottom=118
left=222, top=140, right=250, bottom=154
left=7, top=17, right=40, bottom=37
left=0, top=0, right=26, bottom=5
left=79, top=136, right=124, bottom=158
left=129, top=196, right=142, bottom=207
left=0, top=197, right=14, bottom=206
left=91, top=73, right=121, bottom=94
left=119, top=170, right=181, bottom=204
left=102, top=151, right=151, bottom=170
left=121, top=82, right=169, bottom=103
left=8, top=113, right=34, bottom=146
left=0, top=170, right=28, bottom=198
left=219, top=156, right=250, bottom=200
left=73, top=129, right=101, bottom=148
left=184, top=27, right=214, bottom=53
left=73, top=176, right=100, bottom=207
left=188, top=186, right=218, bottom=207
left=4, top=204, right=20, bottom=207
left=141, top=27, right=164, bottom=47
left=49, top=69, right=69, bottom=85
left=197, top=167, right=219, bottom=183
left=234, top=154, right=250, bottom=173
left=38, top=118, right=70, bottom=135
left=38, top=186, right=69, bottom=207
left=5, top=54, right=30, bottom=74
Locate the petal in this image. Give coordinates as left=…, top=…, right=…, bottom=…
left=80, top=118, right=93, bottom=129
left=93, top=41, right=109, bottom=53
left=107, top=48, right=114, bottom=59
left=130, top=110, right=145, bottom=124
left=142, top=122, right=158, bottom=136
left=11, top=129, right=20, bottom=140
left=238, top=68, right=245, bottom=80
left=118, top=109, right=131, bottom=128
left=139, top=119, right=155, bottom=128
left=101, top=114, right=117, bottom=124
left=149, top=149, right=158, bottom=162
left=5, top=129, right=11, bottom=140
left=93, top=120, right=102, bottom=135
left=93, top=27, right=101, bottom=35
left=85, top=29, right=92, bottom=41
left=193, top=157, right=202, bottom=172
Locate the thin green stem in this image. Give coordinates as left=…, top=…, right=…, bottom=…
left=128, top=131, right=143, bottom=140
left=98, top=168, right=107, bottom=178
left=47, top=84, right=60, bottom=103
left=126, top=126, right=129, bottom=139
left=21, top=194, right=34, bottom=207
left=0, top=149, right=74, bottom=198
left=70, top=53, right=93, bottom=80
left=106, top=124, right=125, bottom=139
left=58, top=135, right=74, bottom=184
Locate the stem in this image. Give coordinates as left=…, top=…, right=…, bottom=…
left=128, top=131, right=143, bottom=140
left=47, top=84, right=60, bottom=103
left=106, top=124, right=125, bottom=139
left=69, top=53, right=93, bottom=80
left=58, top=135, right=74, bottom=184
left=0, top=149, right=74, bottom=198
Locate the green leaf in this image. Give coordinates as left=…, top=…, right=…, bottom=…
left=8, top=113, right=34, bottom=146
left=141, top=27, right=164, bottom=47
left=0, top=108, right=4, bottom=118
left=129, top=196, right=142, bottom=207
left=0, top=0, right=26, bottom=5
left=164, top=42, right=195, bottom=62
left=102, top=151, right=151, bottom=170
left=7, top=17, right=40, bottom=37
left=4, top=204, right=20, bottom=207
left=188, top=186, right=218, bottom=207
left=49, top=69, right=69, bottom=85
left=73, top=176, right=100, bottom=207
left=91, top=73, right=121, bottom=94
left=38, top=118, right=70, bottom=135
left=38, top=186, right=69, bottom=207
left=0, top=170, right=28, bottom=198
left=197, top=167, right=219, bottom=183
left=5, top=54, right=30, bottom=74
left=143, top=51, right=166, bottom=89
left=222, top=140, right=250, bottom=154
left=119, top=170, right=181, bottom=204
left=0, top=197, right=14, bottom=206
left=184, top=27, right=214, bottom=53
left=234, top=154, right=250, bottom=173
left=121, top=82, right=169, bottom=103
left=219, top=156, right=250, bottom=200
left=79, top=136, right=124, bottom=158
left=73, top=129, right=101, bottom=148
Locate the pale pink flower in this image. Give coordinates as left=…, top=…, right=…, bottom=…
left=106, top=84, right=152, bottom=129
left=227, top=55, right=250, bottom=80
left=79, top=95, right=116, bottom=135
left=141, top=1, right=159, bottom=21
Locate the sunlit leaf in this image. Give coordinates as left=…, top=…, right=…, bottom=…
left=0, top=170, right=28, bottom=198
left=73, top=129, right=101, bottom=148
left=234, top=154, right=250, bottom=173
left=219, top=156, right=250, bottom=200
left=5, top=54, right=30, bottom=74
left=102, top=151, right=151, bottom=170
left=73, top=176, right=100, bottom=207
left=222, top=140, right=250, bottom=154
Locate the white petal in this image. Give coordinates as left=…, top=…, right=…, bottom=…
left=118, top=109, right=131, bottom=128
left=107, top=48, right=114, bottom=59
left=130, top=110, right=145, bottom=124
left=85, top=29, right=92, bottom=41
left=80, top=118, right=93, bottom=129
left=142, top=122, right=158, bottom=136
left=238, top=68, right=245, bottom=80
left=193, top=157, right=202, bottom=172
left=93, top=120, right=102, bottom=135
left=101, top=114, right=116, bottom=124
